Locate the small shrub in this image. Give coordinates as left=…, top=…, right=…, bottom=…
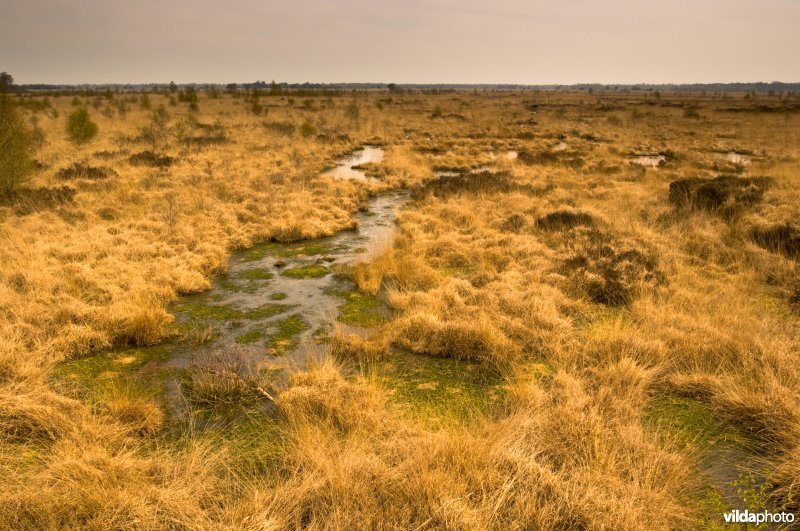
left=412, top=171, right=531, bottom=200
left=138, top=105, right=170, bottom=150
left=668, top=175, right=773, bottom=216
left=299, top=120, right=317, bottom=138
left=183, top=348, right=273, bottom=407
left=57, top=162, right=117, bottom=180
left=65, top=108, right=98, bottom=145
left=263, top=120, right=295, bottom=136
left=559, top=232, right=665, bottom=306
left=128, top=150, right=175, bottom=167
left=518, top=149, right=584, bottom=168
left=346, top=100, right=359, bottom=120
left=139, top=94, right=151, bottom=110
left=0, top=96, right=34, bottom=195
left=683, top=106, right=701, bottom=119
left=537, top=210, right=594, bottom=231
left=750, top=224, right=800, bottom=259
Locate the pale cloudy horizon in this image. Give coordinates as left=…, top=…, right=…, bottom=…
left=1, top=0, right=798, bottom=85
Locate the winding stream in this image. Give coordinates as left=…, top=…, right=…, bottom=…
left=57, top=147, right=405, bottom=413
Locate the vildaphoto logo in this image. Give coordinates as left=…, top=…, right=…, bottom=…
left=723, top=509, right=795, bottom=525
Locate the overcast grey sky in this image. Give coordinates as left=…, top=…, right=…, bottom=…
left=1, top=0, right=798, bottom=84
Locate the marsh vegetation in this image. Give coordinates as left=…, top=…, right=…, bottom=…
left=0, top=86, right=799, bottom=529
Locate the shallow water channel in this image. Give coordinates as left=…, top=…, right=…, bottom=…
left=631, top=154, right=666, bottom=167
left=322, top=145, right=384, bottom=180
left=175, top=190, right=406, bottom=365
left=56, top=149, right=401, bottom=405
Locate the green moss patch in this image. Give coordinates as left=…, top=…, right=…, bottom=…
left=281, top=264, right=330, bottom=279
left=274, top=242, right=346, bottom=258
left=241, top=243, right=280, bottom=262
left=376, top=351, right=507, bottom=429
left=241, top=242, right=347, bottom=262
left=325, top=287, right=386, bottom=327
left=267, top=314, right=308, bottom=354
left=196, top=413, right=286, bottom=477
left=644, top=395, right=770, bottom=522
left=173, top=301, right=291, bottom=321
left=214, top=268, right=273, bottom=293
left=53, top=345, right=176, bottom=400
left=235, top=329, right=267, bottom=344
left=269, top=292, right=287, bottom=300
left=644, top=395, right=746, bottom=451
left=237, top=268, right=274, bottom=281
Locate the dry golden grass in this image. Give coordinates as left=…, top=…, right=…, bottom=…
left=1, top=88, right=799, bottom=528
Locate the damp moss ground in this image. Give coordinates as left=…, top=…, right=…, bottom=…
left=52, top=345, right=178, bottom=402
left=195, top=412, right=287, bottom=477
left=237, top=268, right=274, bottom=281
left=214, top=268, right=273, bottom=293
left=235, top=328, right=267, bottom=344
left=644, top=394, right=768, bottom=524
left=325, top=287, right=387, bottom=327
left=173, top=301, right=292, bottom=321
left=241, top=241, right=347, bottom=262
left=644, top=395, right=749, bottom=451
left=280, top=264, right=330, bottom=279
left=375, top=351, right=507, bottom=429
left=267, top=314, right=309, bottom=354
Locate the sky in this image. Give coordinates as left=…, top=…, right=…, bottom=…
left=1, top=0, right=798, bottom=85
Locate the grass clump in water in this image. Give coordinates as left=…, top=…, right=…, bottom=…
left=281, top=264, right=330, bottom=279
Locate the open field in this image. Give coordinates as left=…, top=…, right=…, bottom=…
left=1, top=87, right=799, bottom=529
